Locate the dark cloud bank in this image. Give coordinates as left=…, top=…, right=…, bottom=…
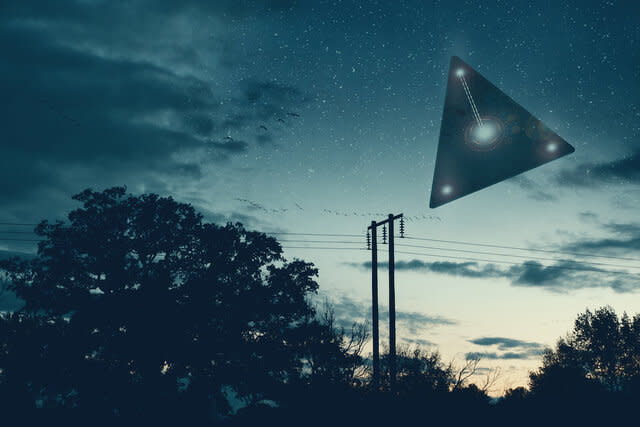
left=557, top=149, right=640, bottom=188
left=326, top=294, right=456, bottom=346
left=465, top=336, right=545, bottom=361
left=0, top=0, right=305, bottom=221
left=348, top=218, right=640, bottom=294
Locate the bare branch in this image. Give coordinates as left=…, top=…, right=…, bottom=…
left=452, top=358, right=480, bottom=390
left=479, top=367, right=501, bottom=394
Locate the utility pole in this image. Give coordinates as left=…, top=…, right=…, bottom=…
left=370, top=221, right=379, bottom=389
left=367, top=213, right=403, bottom=390
left=387, top=214, right=396, bottom=390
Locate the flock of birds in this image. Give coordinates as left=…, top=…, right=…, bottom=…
left=234, top=198, right=441, bottom=222
left=37, top=100, right=435, bottom=223
left=221, top=111, right=301, bottom=144
left=37, top=92, right=301, bottom=146
left=261, top=112, right=300, bottom=130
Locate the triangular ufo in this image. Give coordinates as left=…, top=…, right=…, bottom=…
left=429, top=56, right=574, bottom=208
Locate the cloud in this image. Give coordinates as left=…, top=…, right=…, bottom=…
left=509, top=176, right=557, bottom=202
left=146, top=0, right=300, bottom=18
left=0, top=1, right=306, bottom=222
left=494, top=259, right=638, bottom=293
left=508, top=260, right=586, bottom=288
left=578, top=211, right=599, bottom=223
left=320, top=294, right=456, bottom=336
left=350, top=260, right=506, bottom=279
left=466, top=336, right=545, bottom=360
left=401, top=337, right=435, bottom=347
left=207, top=139, right=250, bottom=154
left=384, top=310, right=457, bottom=335
left=469, top=337, right=543, bottom=351
left=347, top=255, right=640, bottom=293
left=560, top=222, right=640, bottom=254
left=465, top=351, right=543, bottom=360
left=347, top=216, right=640, bottom=293
left=556, top=149, right=640, bottom=187
left=319, top=294, right=368, bottom=331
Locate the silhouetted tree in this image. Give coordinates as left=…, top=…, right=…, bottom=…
left=530, top=306, right=640, bottom=395
left=502, top=386, right=528, bottom=402
left=0, top=187, right=361, bottom=422
left=380, top=346, right=453, bottom=395
left=295, top=301, right=368, bottom=388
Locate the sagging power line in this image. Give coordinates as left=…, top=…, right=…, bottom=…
left=2, top=229, right=639, bottom=277
left=266, top=232, right=640, bottom=264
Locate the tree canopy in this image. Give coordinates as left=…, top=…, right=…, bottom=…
left=0, top=187, right=362, bottom=421
left=530, top=306, right=640, bottom=395
left=9, top=187, right=640, bottom=425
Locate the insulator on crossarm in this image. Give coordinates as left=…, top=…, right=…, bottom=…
left=366, top=230, right=371, bottom=250
left=400, top=217, right=405, bottom=238
left=382, top=224, right=387, bottom=244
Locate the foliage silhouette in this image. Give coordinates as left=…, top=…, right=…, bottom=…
left=4, top=187, right=640, bottom=425
left=530, top=306, right=640, bottom=394
left=0, top=187, right=364, bottom=423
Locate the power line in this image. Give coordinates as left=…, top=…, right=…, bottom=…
left=281, top=246, right=367, bottom=250
left=266, top=232, right=362, bottom=237
left=404, top=236, right=640, bottom=263
left=269, top=232, right=640, bottom=263
left=2, top=228, right=638, bottom=274
left=278, top=239, right=639, bottom=272
left=273, top=238, right=640, bottom=272
left=0, top=222, right=38, bottom=226
left=278, top=239, right=363, bottom=244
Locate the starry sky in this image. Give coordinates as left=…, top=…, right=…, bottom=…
left=2, top=0, right=640, bottom=392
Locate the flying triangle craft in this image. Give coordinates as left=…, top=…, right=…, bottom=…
left=429, top=56, right=574, bottom=208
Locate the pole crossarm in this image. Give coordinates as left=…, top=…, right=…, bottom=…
left=367, top=213, right=403, bottom=230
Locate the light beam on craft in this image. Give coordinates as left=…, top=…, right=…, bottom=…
left=429, top=56, right=575, bottom=208
left=457, top=68, right=505, bottom=151
left=457, top=69, right=483, bottom=127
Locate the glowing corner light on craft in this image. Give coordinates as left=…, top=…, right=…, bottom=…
left=546, top=141, right=558, bottom=153
left=441, top=185, right=453, bottom=196
left=456, top=68, right=465, bottom=77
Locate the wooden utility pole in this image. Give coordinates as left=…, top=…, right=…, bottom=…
left=367, top=213, right=403, bottom=390
left=370, top=221, right=380, bottom=389
left=387, top=214, right=396, bottom=390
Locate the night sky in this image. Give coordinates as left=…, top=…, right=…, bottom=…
left=2, top=0, right=640, bottom=392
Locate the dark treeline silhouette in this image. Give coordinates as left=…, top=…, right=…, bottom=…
left=1, top=187, right=639, bottom=426
left=496, top=306, right=640, bottom=426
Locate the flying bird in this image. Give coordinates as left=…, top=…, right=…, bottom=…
left=39, top=98, right=79, bottom=124
left=276, top=118, right=285, bottom=123
left=287, top=112, right=300, bottom=117
left=259, top=125, right=268, bottom=131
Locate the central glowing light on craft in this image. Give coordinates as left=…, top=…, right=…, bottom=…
left=546, top=142, right=558, bottom=153
left=465, top=117, right=504, bottom=151
left=456, top=68, right=465, bottom=77
left=441, top=185, right=453, bottom=195
left=475, top=124, right=495, bottom=141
